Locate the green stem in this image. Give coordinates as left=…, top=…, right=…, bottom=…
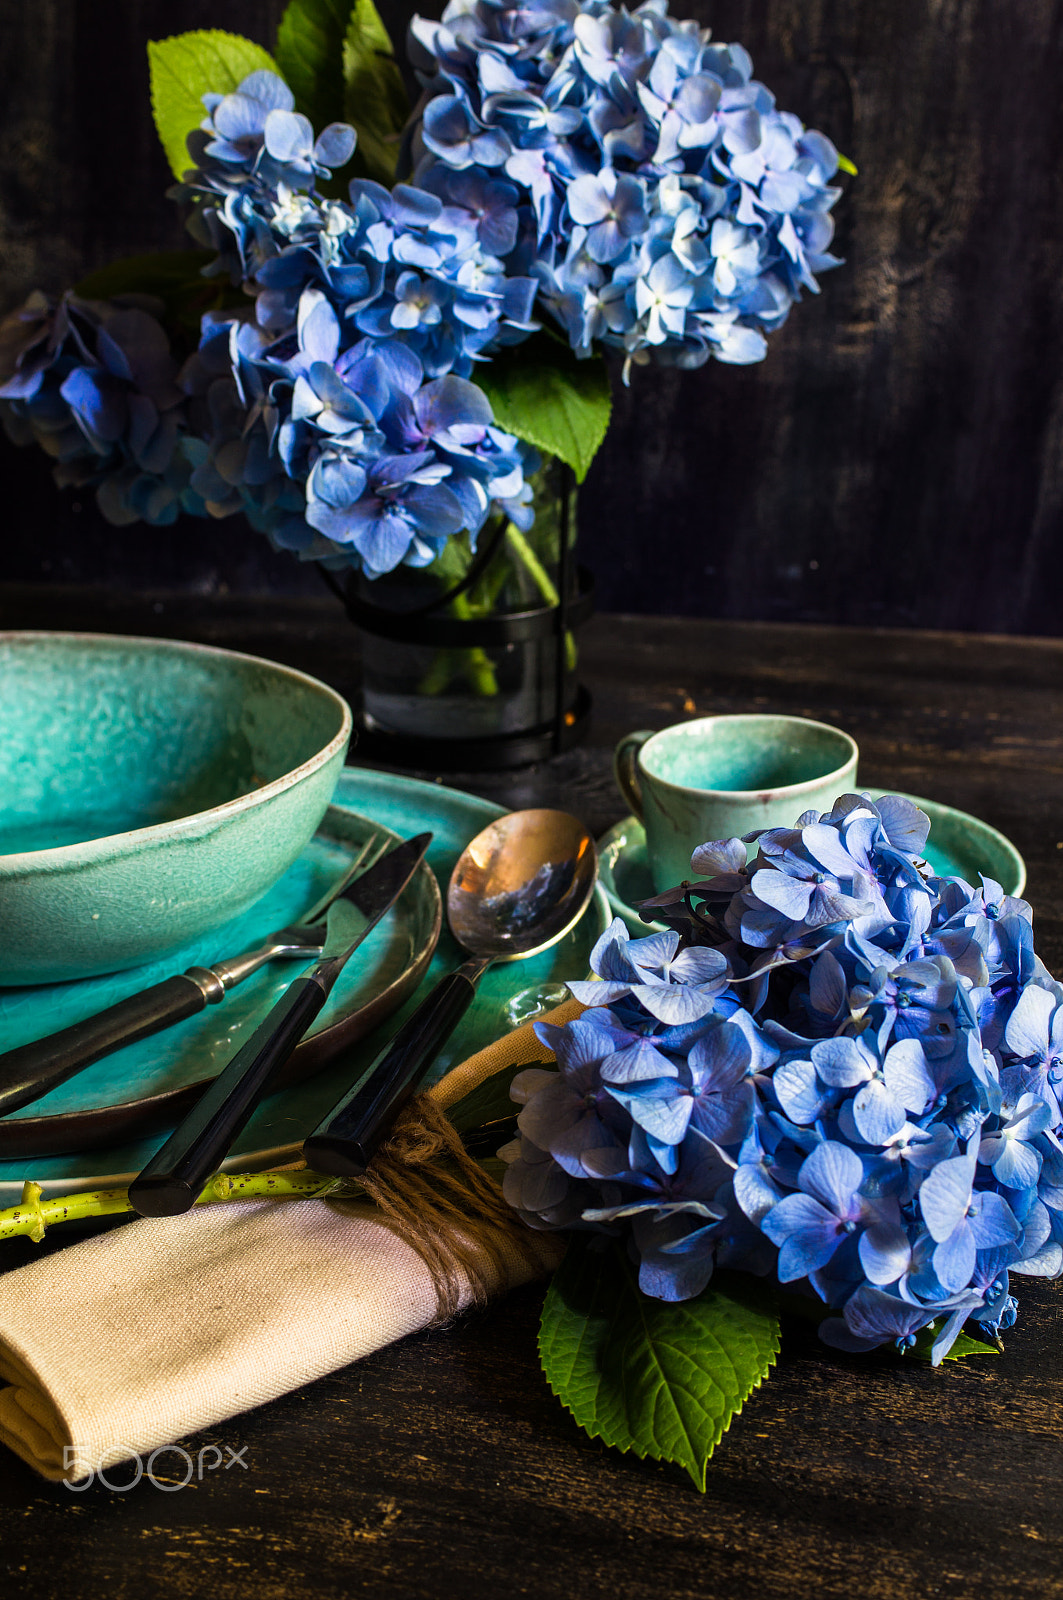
left=505, top=523, right=559, bottom=607
left=505, top=524, right=578, bottom=671
left=418, top=646, right=460, bottom=696
left=412, top=537, right=501, bottom=698
left=0, top=1172, right=338, bottom=1244
left=448, top=592, right=499, bottom=693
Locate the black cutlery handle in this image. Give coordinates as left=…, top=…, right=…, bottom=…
left=0, top=971, right=219, bottom=1118
left=129, top=975, right=329, bottom=1218
left=302, top=966, right=482, bottom=1178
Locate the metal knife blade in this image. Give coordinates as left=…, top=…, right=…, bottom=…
left=316, top=832, right=433, bottom=962
left=292, top=835, right=386, bottom=929
left=128, top=831, right=433, bottom=1218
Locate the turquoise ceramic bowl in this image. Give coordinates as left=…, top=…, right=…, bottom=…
left=0, top=633, right=352, bottom=985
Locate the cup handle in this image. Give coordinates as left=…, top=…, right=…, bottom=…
left=613, top=730, right=654, bottom=822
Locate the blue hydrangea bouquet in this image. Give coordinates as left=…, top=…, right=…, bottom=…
left=488, top=791, right=1063, bottom=1487
left=0, top=0, right=849, bottom=624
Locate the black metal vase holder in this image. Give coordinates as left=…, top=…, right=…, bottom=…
left=318, top=464, right=593, bottom=772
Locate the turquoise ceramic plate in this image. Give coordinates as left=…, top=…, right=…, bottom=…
left=599, top=790, right=1027, bottom=936
left=0, top=804, right=441, bottom=1164
left=0, top=768, right=609, bottom=1198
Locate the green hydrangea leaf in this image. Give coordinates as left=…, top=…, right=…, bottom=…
left=148, top=30, right=279, bottom=181
left=475, top=339, right=612, bottom=483
left=910, top=1325, right=1001, bottom=1362
left=539, top=1239, right=780, bottom=1490
left=275, top=0, right=352, bottom=138
left=445, top=1064, right=529, bottom=1139
left=342, top=0, right=410, bottom=186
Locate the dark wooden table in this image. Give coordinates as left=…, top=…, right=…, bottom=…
left=1, top=585, right=1062, bottom=1600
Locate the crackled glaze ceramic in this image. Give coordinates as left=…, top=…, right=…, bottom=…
left=0, top=633, right=352, bottom=984
left=614, top=713, right=859, bottom=890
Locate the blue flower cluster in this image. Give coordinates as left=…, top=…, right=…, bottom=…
left=502, top=793, right=1062, bottom=1362
left=179, top=71, right=540, bottom=378
left=0, top=290, right=197, bottom=525
left=0, top=0, right=848, bottom=558
left=0, top=72, right=537, bottom=575
left=410, top=0, right=843, bottom=375
left=178, top=294, right=533, bottom=577
left=170, top=70, right=538, bottom=573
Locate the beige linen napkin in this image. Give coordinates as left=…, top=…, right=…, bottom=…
left=0, top=999, right=582, bottom=1481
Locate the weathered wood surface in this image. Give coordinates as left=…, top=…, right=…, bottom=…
left=0, top=592, right=1061, bottom=1597
left=2, top=2, right=1063, bottom=634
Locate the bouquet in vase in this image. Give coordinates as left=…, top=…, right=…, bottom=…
left=0, top=0, right=848, bottom=733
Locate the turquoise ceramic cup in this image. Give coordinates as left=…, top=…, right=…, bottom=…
left=614, top=714, right=859, bottom=891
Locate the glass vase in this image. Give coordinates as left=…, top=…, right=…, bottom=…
left=348, top=459, right=592, bottom=767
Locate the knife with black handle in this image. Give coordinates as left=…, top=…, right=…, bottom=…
left=127, top=832, right=432, bottom=1218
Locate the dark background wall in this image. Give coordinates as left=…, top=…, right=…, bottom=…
left=2, top=0, right=1062, bottom=633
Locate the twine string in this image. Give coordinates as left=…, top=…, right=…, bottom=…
left=348, top=1094, right=541, bottom=1322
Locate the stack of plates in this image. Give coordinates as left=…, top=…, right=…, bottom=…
left=0, top=770, right=611, bottom=1200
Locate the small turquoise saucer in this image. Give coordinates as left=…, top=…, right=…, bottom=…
left=599, top=791, right=1028, bottom=937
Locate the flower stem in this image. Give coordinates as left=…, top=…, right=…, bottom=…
left=0, top=1172, right=337, bottom=1243
left=505, top=524, right=578, bottom=671
left=505, top=523, right=559, bottom=607
left=447, top=590, right=500, bottom=694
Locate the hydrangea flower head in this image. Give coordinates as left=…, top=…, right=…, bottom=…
left=503, top=793, right=1061, bottom=1361
left=0, top=290, right=194, bottom=525
left=409, top=0, right=844, bottom=377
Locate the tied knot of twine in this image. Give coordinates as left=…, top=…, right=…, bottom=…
left=346, top=1094, right=541, bottom=1322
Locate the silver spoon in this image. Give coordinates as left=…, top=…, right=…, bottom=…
left=302, top=808, right=598, bottom=1177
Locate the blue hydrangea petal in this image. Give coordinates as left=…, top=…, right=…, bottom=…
left=668, top=946, right=729, bottom=984
left=606, top=1082, right=692, bottom=1145
left=773, top=1058, right=831, bottom=1125
left=857, top=1214, right=911, bottom=1285
left=875, top=795, right=932, bottom=855
left=733, top=1162, right=783, bottom=1225
left=59, top=367, right=126, bottom=443
left=763, top=1193, right=843, bottom=1281
left=798, top=1139, right=863, bottom=1215
left=750, top=869, right=815, bottom=921
left=691, top=838, right=746, bottom=876
left=629, top=983, right=723, bottom=1024
left=599, top=1037, right=678, bottom=1084
left=298, top=291, right=340, bottom=365
left=812, top=1036, right=872, bottom=1089
left=1005, top=985, right=1056, bottom=1059
left=967, top=1191, right=1022, bottom=1250
left=920, top=1149, right=977, bottom=1242
left=986, top=1135, right=1041, bottom=1189
left=314, top=122, right=357, bottom=168
left=932, top=1226, right=977, bottom=1294
left=565, top=979, right=633, bottom=1006
left=587, top=916, right=633, bottom=978
left=852, top=1079, right=906, bottom=1146
left=264, top=110, right=316, bottom=164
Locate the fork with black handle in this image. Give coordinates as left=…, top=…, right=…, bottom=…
left=127, top=832, right=432, bottom=1218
